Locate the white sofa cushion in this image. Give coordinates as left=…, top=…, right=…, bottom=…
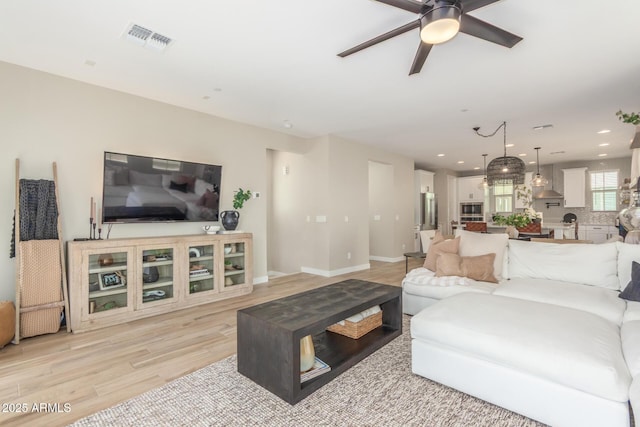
left=631, top=378, right=640, bottom=427
left=493, top=278, right=626, bottom=325
left=617, top=241, right=640, bottom=291
left=622, top=320, right=640, bottom=377
left=508, top=240, right=619, bottom=290
left=402, top=268, right=497, bottom=300
left=454, top=230, right=509, bottom=281
left=411, top=293, right=631, bottom=402
left=625, top=301, right=640, bottom=323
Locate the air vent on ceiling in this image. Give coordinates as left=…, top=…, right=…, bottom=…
left=123, top=23, right=173, bottom=52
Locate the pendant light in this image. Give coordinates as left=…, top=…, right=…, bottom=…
left=478, top=153, right=490, bottom=189
left=474, top=121, right=526, bottom=186
left=531, top=147, right=548, bottom=187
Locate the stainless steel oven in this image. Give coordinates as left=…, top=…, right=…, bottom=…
left=459, top=202, right=483, bottom=223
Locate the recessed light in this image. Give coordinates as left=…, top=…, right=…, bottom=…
left=598, top=153, right=608, bottom=157
left=283, top=120, right=293, bottom=129
left=599, top=143, right=610, bottom=147
left=550, top=151, right=566, bottom=155
left=506, top=143, right=514, bottom=148
left=473, top=166, right=480, bottom=170
left=597, top=129, right=611, bottom=134
left=457, top=161, right=464, bottom=164
left=528, top=161, right=536, bottom=164
left=437, top=154, right=445, bottom=157
left=533, top=124, right=553, bottom=131
left=202, top=95, right=210, bottom=100
left=518, top=153, right=527, bottom=157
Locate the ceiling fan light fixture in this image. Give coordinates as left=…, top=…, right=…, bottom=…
left=420, top=4, right=461, bottom=45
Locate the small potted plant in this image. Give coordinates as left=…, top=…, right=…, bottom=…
left=220, top=188, right=252, bottom=231
left=493, top=213, right=532, bottom=238
left=616, top=110, right=640, bottom=149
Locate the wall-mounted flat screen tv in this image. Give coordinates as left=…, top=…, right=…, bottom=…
left=102, top=152, right=222, bottom=223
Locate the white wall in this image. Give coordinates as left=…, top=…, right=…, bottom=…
left=1, top=61, right=417, bottom=300
left=268, top=136, right=415, bottom=276
left=369, top=161, right=394, bottom=259
left=0, top=61, right=307, bottom=301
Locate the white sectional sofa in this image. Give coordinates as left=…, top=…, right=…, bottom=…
left=403, top=230, right=640, bottom=427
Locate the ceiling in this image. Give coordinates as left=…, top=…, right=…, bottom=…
left=1, top=0, right=640, bottom=172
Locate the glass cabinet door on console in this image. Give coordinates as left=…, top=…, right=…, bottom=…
left=86, top=249, right=133, bottom=317
left=222, top=241, right=247, bottom=290
left=187, top=244, right=217, bottom=296
left=138, top=245, right=177, bottom=308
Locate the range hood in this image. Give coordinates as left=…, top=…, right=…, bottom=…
left=534, top=188, right=564, bottom=199
left=533, top=164, right=564, bottom=199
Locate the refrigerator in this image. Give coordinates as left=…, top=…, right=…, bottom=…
left=420, top=192, right=438, bottom=230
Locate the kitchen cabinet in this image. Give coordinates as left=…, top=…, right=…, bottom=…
left=457, top=176, right=485, bottom=202
left=415, top=170, right=435, bottom=193
left=563, top=168, right=587, bottom=208
left=582, top=225, right=618, bottom=243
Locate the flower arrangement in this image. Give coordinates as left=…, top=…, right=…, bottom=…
left=493, top=213, right=532, bottom=228
left=515, top=185, right=542, bottom=221
left=515, top=185, right=533, bottom=208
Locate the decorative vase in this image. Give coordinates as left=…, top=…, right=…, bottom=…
left=98, top=253, right=114, bottom=267
left=505, top=225, right=519, bottom=239
left=620, top=186, right=640, bottom=232
left=220, top=210, right=240, bottom=231
left=300, top=335, right=315, bottom=372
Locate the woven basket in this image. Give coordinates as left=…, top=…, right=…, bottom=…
left=327, top=311, right=382, bottom=339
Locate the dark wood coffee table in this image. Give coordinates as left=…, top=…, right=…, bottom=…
left=237, top=279, right=402, bottom=404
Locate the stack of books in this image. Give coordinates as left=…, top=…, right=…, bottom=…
left=300, top=357, right=331, bottom=383
left=189, top=268, right=209, bottom=277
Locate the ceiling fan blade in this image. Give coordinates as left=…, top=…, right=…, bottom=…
left=461, top=0, right=500, bottom=13
left=373, top=0, right=423, bottom=14
left=409, top=42, right=433, bottom=75
left=459, top=14, right=522, bottom=48
left=338, top=20, right=420, bottom=57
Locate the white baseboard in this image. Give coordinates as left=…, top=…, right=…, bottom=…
left=267, top=270, right=287, bottom=278
left=300, top=263, right=370, bottom=278
left=369, top=256, right=404, bottom=263
left=253, top=275, right=269, bottom=285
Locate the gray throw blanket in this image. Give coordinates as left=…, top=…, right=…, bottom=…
left=10, top=179, right=59, bottom=258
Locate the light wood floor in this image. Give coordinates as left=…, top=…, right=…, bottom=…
left=0, top=259, right=420, bottom=427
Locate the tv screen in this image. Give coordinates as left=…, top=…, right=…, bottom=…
left=102, top=152, right=222, bottom=223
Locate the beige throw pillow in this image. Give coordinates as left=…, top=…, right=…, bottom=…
left=423, top=233, right=460, bottom=272
left=435, top=252, right=498, bottom=283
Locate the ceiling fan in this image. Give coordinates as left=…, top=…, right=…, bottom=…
left=338, top=0, right=523, bottom=75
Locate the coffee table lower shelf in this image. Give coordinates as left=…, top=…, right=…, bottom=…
left=300, top=325, right=400, bottom=398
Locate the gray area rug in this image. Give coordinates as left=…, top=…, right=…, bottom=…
left=70, top=317, right=544, bottom=427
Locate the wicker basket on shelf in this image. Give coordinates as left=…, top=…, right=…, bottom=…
left=327, top=311, right=382, bottom=339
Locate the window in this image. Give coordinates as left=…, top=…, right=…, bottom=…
left=105, top=153, right=128, bottom=164
left=493, top=181, right=513, bottom=213
left=590, top=170, right=618, bottom=211
left=152, top=158, right=182, bottom=172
